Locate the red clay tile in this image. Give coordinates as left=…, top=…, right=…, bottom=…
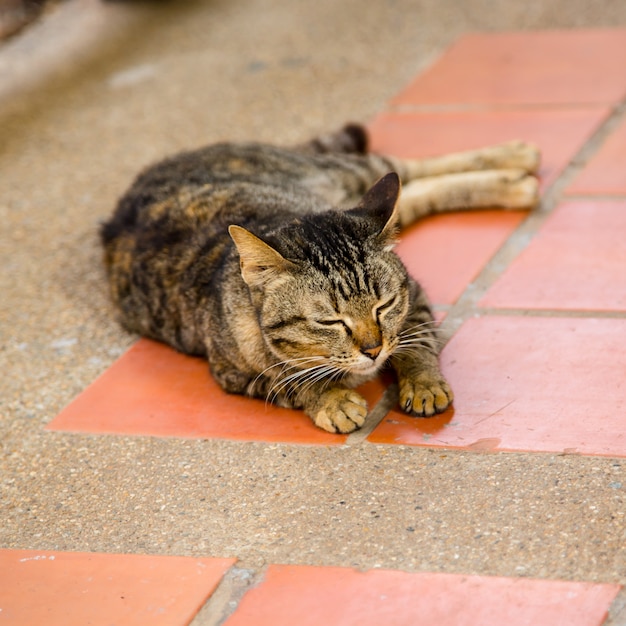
left=369, top=316, right=626, bottom=456
left=0, top=549, right=234, bottom=626
left=568, top=116, right=626, bottom=195
left=392, top=29, right=626, bottom=107
left=224, top=564, right=620, bottom=626
left=369, top=108, right=610, bottom=190
left=480, top=201, right=626, bottom=311
left=396, top=210, right=526, bottom=305
left=47, top=339, right=386, bottom=444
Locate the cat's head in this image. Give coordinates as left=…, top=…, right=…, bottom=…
left=229, top=173, right=411, bottom=383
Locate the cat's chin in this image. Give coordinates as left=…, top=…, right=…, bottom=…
left=345, top=362, right=382, bottom=384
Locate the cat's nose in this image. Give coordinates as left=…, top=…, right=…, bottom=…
left=361, top=343, right=383, bottom=360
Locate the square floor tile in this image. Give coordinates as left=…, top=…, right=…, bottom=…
left=568, top=116, right=626, bottom=195
left=391, top=29, right=626, bottom=107
left=369, top=108, right=609, bottom=191
left=0, top=549, right=234, bottom=626
left=47, top=339, right=386, bottom=444
left=480, top=201, right=626, bottom=311
left=223, top=564, right=620, bottom=626
left=369, top=316, right=626, bottom=456
left=396, top=210, right=526, bottom=305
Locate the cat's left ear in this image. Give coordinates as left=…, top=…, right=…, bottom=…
left=353, top=172, right=401, bottom=248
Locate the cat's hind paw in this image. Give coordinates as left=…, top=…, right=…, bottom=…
left=312, top=388, right=368, bottom=433
left=399, top=373, right=453, bottom=417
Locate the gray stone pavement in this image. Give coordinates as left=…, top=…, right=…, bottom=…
left=2, top=0, right=626, bottom=623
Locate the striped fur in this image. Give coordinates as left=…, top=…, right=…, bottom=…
left=101, top=124, right=539, bottom=433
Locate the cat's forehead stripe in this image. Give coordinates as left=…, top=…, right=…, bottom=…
left=299, top=222, right=376, bottom=297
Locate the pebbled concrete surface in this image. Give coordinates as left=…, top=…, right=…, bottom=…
left=2, top=0, right=626, bottom=623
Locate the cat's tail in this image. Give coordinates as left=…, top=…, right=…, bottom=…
left=297, top=123, right=369, bottom=156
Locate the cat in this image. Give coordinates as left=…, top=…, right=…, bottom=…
left=101, top=124, right=539, bottom=433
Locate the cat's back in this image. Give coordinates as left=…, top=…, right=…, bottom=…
left=102, top=142, right=331, bottom=244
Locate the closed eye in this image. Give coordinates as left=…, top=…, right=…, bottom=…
left=374, top=296, right=398, bottom=319
left=316, top=319, right=352, bottom=334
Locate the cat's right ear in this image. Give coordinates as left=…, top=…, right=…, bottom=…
left=354, top=172, right=401, bottom=247
left=229, top=225, right=296, bottom=287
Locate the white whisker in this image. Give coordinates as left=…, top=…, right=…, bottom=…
left=398, top=321, right=443, bottom=351
left=254, top=355, right=326, bottom=383
left=393, top=338, right=440, bottom=357
left=297, top=364, right=343, bottom=397
left=266, top=361, right=337, bottom=405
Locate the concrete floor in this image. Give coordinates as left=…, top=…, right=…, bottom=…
left=2, top=0, right=626, bottom=623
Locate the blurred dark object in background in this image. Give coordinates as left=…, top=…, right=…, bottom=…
left=0, top=0, right=61, bottom=40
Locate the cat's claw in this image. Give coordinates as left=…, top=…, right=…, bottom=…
left=312, top=388, right=368, bottom=433
left=399, top=374, right=453, bottom=417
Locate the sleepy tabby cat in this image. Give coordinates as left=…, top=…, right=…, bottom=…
left=101, top=124, right=540, bottom=433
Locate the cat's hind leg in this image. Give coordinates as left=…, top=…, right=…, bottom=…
left=396, top=168, right=539, bottom=227
left=388, top=140, right=541, bottom=180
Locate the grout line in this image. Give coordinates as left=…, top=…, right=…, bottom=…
left=388, top=102, right=612, bottom=114
left=565, top=193, right=626, bottom=201
left=472, top=308, right=626, bottom=319
left=602, top=586, right=626, bottom=626
left=346, top=384, right=399, bottom=445
left=189, top=563, right=263, bottom=626
left=437, top=101, right=626, bottom=342
left=560, top=101, right=626, bottom=187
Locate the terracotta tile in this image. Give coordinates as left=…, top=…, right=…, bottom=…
left=396, top=210, right=526, bottom=305
left=0, top=549, right=234, bottom=626
left=568, top=116, right=626, bottom=195
left=369, top=316, right=626, bottom=456
left=46, top=339, right=386, bottom=444
left=391, top=29, right=626, bottom=107
left=224, top=564, right=620, bottom=626
left=369, top=108, right=609, bottom=190
left=480, top=201, right=626, bottom=311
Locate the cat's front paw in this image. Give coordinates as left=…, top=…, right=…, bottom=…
left=312, top=388, right=368, bottom=433
left=399, top=373, right=453, bottom=417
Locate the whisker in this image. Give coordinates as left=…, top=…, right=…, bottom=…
left=393, top=338, right=440, bottom=357
left=252, top=356, right=327, bottom=400
left=399, top=334, right=442, bottom=348
left=401, top=319, right=439, bottom=332
left=398, top=322, right=443, bottom=348
left=254, top=355, right=326, bottom=383
left=398, top=334, right=442, bottom=347
left=400, top=324, right=439, bottom=340
left=297, top=364, right=344, bottom=397
left=266, top=362, right=335, bottom=405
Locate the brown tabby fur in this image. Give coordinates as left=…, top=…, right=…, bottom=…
left=101, top=124, right=540, bottom=433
